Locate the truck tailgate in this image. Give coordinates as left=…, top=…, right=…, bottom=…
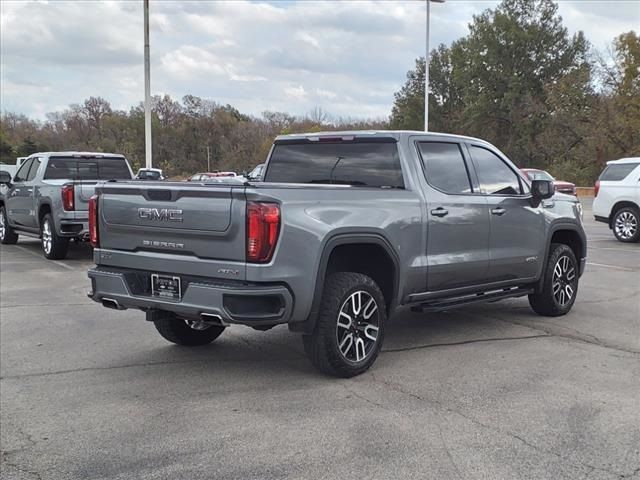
left=97, top=182, right=247, bottom=265
left=75, top=181, right=98, bottom=210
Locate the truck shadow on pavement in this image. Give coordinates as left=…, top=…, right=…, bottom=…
left=108, top=304, right=546, bottom=380
left=9, top=238, right=93, bottom=261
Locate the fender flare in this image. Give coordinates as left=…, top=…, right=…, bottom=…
left=537, top=222, right=587, bottom=292
left=36, top=200, right=53, bottom=229
left=290, top=232, right=401, bottom=334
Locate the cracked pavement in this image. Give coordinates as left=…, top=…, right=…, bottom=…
left=1, top=199, right=639, bottom=479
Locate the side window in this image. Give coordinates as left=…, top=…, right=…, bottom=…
left=417, top=142, right=472, bottom=194
left=13, top=159, right=33, bottom=182
left=599, top=163, right=640, bottom=181
left=26, top=158, right=41, bottom=181
left=470, top=146, right=523, bottom=195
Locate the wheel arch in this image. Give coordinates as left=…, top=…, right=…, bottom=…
left=537, top=224, right=586, bottom=292
left=37, top=201, right=52, bottom=228
left=290, top=233, right=400, bottom=334
left=609, top=201, right=639, bottom=228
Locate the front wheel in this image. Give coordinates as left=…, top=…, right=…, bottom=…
left=303, top=272, right=386, bottom=378
left=612, top=207, right=640, bottom=243
left=41, top=214, right=69, bottom=260
left=529, top=243, right=579, bottom=317
left=0, top=205, right=19, bottom=244
left=151, top=311, right=226, bottom=346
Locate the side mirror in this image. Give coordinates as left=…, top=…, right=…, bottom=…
left=531, top=179, right=554, bottom=205
left=0, top=170, right=12, bottom=185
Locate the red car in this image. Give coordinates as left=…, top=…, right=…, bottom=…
left=520, top=168, right=576, bottom=195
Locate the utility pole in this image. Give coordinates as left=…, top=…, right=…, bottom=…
left=143, top=0, right=152, bottom=168
left=425, top=0, right=445, bottom=132
left=206, top=146, right=211, bottom=172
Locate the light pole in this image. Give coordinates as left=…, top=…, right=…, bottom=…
left=143, top=0, right=152, bottom=168
left=425, top=0, right=445, bottom=132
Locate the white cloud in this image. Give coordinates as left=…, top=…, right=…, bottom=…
left=1, top=0, right=638, bottom=120
left=284, top=85, right=307, bottom=99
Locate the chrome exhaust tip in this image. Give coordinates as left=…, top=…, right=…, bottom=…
left=102, top=297, right=124, bottom=310
left=200, top=312, right=228, bottom=326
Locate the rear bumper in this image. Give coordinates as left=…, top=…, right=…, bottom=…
left=58, top=220, right=88, bottom=237
left=87, top=266, right=294, bottom=326
left=594, top=215, right=609, bottom=226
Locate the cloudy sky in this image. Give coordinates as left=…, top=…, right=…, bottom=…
left=1, top=0, right=638, bottom=120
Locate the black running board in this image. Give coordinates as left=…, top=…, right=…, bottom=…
left=411, top=287, right=534, bottom=313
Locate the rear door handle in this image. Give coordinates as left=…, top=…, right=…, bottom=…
left=491, top=207, right=506, bottom=216
left=430, top=207, right=449, bottom=217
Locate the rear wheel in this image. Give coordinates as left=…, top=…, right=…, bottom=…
left=303, top=272, right=386, bottom=378
left=612, top=207, right=640, bottom=243
left=0, top=206, right=18, bottom=244
left=41, top=214, right=69, bottom=260
left=529, top=243, right=579, bottom=317
left=151, top=311, right=226, bottom=346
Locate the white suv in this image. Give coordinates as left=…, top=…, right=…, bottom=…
left=593, top=158, right=640, bottom=242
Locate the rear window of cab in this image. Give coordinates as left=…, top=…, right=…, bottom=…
left=264, top=140, right=404, bottom=189
left=44, top=157, right=131, bottom=180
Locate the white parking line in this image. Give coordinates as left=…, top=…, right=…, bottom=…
left=13, top=245, right=74, bottom=270
left=589, top=246, right=640, bottom=253
left=13, top=245, right=43, bottom=260
left=586, top=262, right=637, bottom=272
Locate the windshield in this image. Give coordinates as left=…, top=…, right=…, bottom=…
left=526, top=170, right=554, bottom=181
left=44, top=157, right=131, bottom=180
left=137, top=170, right=161, bottom=180
left=249, top=164, right=264, bottom=179
left=264, top=141, right=404, bottom=188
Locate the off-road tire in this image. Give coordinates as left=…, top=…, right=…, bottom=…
left=41, top=213, right=69, bottom=260
left=0, top=205, right=18, bottom=244
left=612, top=206, right=640, bottom=243
left=529, top=243, right=579, bottom=317
left=303, top=272, right=386, bottom=378
left=151, top=311, right=225, bottom=346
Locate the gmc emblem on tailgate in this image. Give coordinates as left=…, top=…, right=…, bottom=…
left=138, top=207, right=183, bottom=222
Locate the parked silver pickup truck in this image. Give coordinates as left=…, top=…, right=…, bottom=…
left=87, top=131, right=586, bottom=377
left=0, top=152, right=133, bottom=259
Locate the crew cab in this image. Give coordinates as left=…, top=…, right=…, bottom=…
left=87, top=131, right=586, bottom=377
left=0, top=152, right=133, bottom=259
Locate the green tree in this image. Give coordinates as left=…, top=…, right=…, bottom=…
left=391, top=0, right=597, bottom=181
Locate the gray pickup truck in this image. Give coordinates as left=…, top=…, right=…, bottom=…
left=0, top=152, right=133, bottom=259
left=87, top=131, right=586, bottom=377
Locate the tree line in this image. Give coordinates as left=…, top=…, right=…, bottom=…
left=1, top=0, right=638, bottom=184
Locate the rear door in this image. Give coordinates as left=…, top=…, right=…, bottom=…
left=416, top=140, right=490, bottom=291
left=467, top=144, right=544, bottom=282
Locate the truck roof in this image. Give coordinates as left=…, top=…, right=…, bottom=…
left=274, top=130, right=491, bottom=145
left=27, top=151, right=126, bottom=158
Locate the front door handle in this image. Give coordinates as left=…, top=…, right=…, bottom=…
left=430, top=207, right=449, bottom=217
left=491, top=207, right=506, bottom=216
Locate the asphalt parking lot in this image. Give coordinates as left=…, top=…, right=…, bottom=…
left=1, top=198, right=638, bottom=480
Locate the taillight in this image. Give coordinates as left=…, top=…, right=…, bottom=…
left=89, top=194, right=99, bottom=247
left=594, top=180, right=600, bottom=198
left=246, top=202, right=280, bottom=263
left=61, top=184, right=75, bottom=211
